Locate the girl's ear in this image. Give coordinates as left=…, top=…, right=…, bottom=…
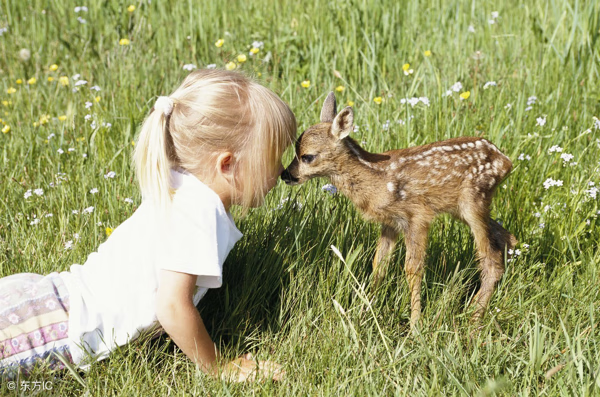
left=216, top=152, right=235, bottom=181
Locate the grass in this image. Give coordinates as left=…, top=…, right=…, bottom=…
left=1, top=0, right=599, bottom=395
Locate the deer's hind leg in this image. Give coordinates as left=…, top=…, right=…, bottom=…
left=460, top=200, right=511, bottom=322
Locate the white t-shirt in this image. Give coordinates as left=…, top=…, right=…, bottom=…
left=59, top=169, right=243, bottom=368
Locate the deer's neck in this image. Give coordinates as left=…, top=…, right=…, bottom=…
left=329, top=138, right=388, bottom=204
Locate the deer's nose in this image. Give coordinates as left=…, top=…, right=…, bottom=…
left=280, top=168, right=299, bottom=185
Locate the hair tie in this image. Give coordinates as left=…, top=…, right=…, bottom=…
left=154, top=96, right=174, bottom=117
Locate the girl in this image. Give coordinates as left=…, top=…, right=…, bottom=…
left=0, top=69, right=296, bottom=381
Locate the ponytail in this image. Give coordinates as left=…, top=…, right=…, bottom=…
left=133, top=107, right=173, bottom=211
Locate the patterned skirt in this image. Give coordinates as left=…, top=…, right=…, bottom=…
left=0, top=272, right=73, bottom=378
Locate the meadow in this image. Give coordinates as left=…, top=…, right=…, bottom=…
left=1, top=0, right=599, bottom=395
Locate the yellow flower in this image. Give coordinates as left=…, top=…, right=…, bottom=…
left=119, top=38, right=130, bottom=45
left=1, top=125, right=9, bottom=134
left=215, top=39, right=224, bottom=48
left=49, top=64, right=58, bottom=71
left=131, top=140, right=135, bottom=146
left=58, top=115, right=67, bottom=121
left=33, top=121, right=39, bottom=127
left=127, top=5, right=135, bottom=12
left=347, top=100, right=355, bottom=106
left=237, top=54, right=247, bottom=63
left=6, top=87, right=16, bottom=94
left=373, top=97, right=383, bottom=104
left=16, top=79, right=22, bottom=85
left=77, top=137, right=85, bottom=142
left=95, top=96, right=101, bottom=102
left=460, top=91, right=471, bottom=100
left=225, top=61, right=236, bottom=70
left=402, top=63, right=414, bottom=75
left=105, top=227, right=113, bottom=237
left=424, top=50, right=432, bottom=57
left=59, top=76, right=69, bottom=86
left=27, top=77, right=36, bottom=85
left=47, top=77, right=54, bottom=82
left=1, top=101, right=8, bottom=107
left=39, top=114, right=50, bottom=125
left=250, top=47, right=259, bottom=55
left=335, top=85, right=345, bottom=92
left=301, top=80, right=310, bottom=88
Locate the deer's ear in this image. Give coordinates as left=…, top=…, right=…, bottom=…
left=331, top=106, right=354, bottom=140
left=320, top=92, right=337, bottom=123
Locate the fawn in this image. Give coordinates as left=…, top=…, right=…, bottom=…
left=281, top=92, right=517, bottom=328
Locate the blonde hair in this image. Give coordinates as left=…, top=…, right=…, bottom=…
left=134, top=69, right=296, bottom=209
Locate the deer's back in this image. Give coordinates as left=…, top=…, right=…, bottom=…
left=372, top=137, right=512, bottom=220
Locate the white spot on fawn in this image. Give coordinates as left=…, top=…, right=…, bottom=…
left=387, top=182, right=395, bottom=192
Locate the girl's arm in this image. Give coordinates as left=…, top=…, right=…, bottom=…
left=155, top=269, right=284, bottom=381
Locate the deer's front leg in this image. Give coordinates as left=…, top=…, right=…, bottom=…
left=404, top=222, right=430, bottom=330
left=372, top=224, right=399, bottom=285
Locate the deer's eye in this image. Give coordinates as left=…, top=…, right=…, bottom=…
left=301, top=154, right=316, bottom=164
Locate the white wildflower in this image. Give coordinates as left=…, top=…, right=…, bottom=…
left=560, top=153, right=574, bottom=164
left=587, top=187, right=598, bottom=199
left=57, top=148, right=64, bottom=154
left=183, top=64, right=197, bottom=71
left=91, top=85, right=101, bottom=91
left=85, top=101, right=92, bottom=109
left=104, top=171, right=116, bottom=179
left=90, top=188, right=98, bottom=194
left=24, top=190, right=33, bottom=199
left=491, top=11, right=499, bottom=19
left=30, top=218, right=40, bottom=226
left=34, top=188, right=43, bottom=196
left=19, top=48, right=31, bottom=62
left=84, top=114, right=92, bottom=121
left=483, top=81, right=497, bottom=89
left=124, top=198, right=134, bottom=204
left=77, top=17, right=86, bottom=24
left=48, top=133, right=55, bottom=140
left=82, top=206, right=94, bottom=214
left=206, top=64, right=216, bottom=69
left=64, top=240, right=73, bottom=250
left=74, top=79, right=88, bottom=87
left=252, top=41, right=264, bottom=49
left=536, top=116, right=546, bottom=126
left=322, top=184, right=338, bottom=195
left=543, top=178, right=563, bottom=189
left=468, top=25, right=475, bottom=33
left=518, top=153, right=531, bottom=161
left=450, top=82, right=463, bottom=92
left=548, top=145, right=563, bottom=153
left=74, top=6, right=88, bottom=12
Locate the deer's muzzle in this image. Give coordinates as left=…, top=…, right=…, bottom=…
left=280, top=168, right=299, bottom=185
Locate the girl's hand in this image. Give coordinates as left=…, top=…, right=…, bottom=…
left=220, top=353, right=285, bottom=382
